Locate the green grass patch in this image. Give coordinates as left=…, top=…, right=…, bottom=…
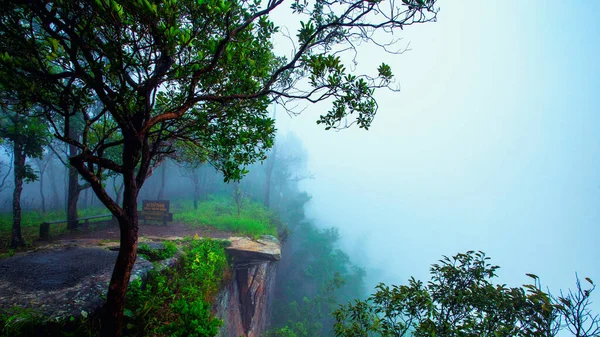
left=173, top=196, right=278, bottom=238
left=0, top=207, right=110, bottom=248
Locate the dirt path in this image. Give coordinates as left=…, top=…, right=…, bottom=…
left=0, top=222, right=238, bottom=317
left=44, top=221, right=236, bottom=245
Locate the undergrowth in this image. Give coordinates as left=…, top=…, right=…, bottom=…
left=0, top=207, right=109, bottom=248
left=173, top=196, right=278, bottom=238
left=0, top=238, right=230, bottom=337
left=123, top=237, right=230, bottom=337
left=137, top=241, right=178, bottom=261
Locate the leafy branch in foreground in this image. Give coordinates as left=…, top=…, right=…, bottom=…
left=334, top=251, right=598, bottom=337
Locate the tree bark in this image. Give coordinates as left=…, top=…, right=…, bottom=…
left=98, top=133, right=144, bottom=337
left=11, top=141, right=25, bottom=248
left=100, top=208, right=138, bottom=337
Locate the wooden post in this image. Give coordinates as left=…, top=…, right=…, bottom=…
left=40, top=222, right=50, bottom=240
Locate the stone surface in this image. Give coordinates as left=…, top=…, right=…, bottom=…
left=0, top=234, right=281, bottom=337
left=214, top=261, right=278, bottom=337
left=0, top=245, right=153, bottom=318
left=214, top=235, right=280, bottom=337
left=226, top=235, right=281, bottom=263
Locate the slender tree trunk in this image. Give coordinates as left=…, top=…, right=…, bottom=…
left=193, top=184, right=199, bottom=210
left=114, top=178, right=124, bottom=207
left=156, top=161, right=166, bottom=200
left=48, top=161, right=60, bottom=210
left=11, top=142, right=25, bottom=248
left=263, top=144, right=277, bottom=208
left=67, top=164, right=80, bottom=230
left=264, top=169, right=272, bottom=208
left=66, top=121, right=81, bottom=230
left=39, top=169, right=46, bottom=214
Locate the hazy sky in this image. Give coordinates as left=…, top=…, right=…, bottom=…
left=275, top=0, right=600, bottom=296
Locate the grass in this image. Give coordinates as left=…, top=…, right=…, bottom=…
left=173, top=195, right=278, bottom=238
left=0, top=207, right=111, bottom=248
left=0, top=195, right=278, bottom=250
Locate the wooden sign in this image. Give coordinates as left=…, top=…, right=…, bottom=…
left=143, top=200, right=170, bottom=212
left=140, top=200, right=173, bottom=225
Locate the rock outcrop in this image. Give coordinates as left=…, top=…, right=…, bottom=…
left=216, top=235, right=281, bottom=337
left=0, top=235, right=281, bottom=337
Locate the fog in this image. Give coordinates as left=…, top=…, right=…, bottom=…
left=275, top=0, right=600, bottom=295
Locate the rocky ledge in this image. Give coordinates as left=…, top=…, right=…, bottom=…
left=0, top=235, right=281, bottom=323
left=226, top=235, right=281, bottom=263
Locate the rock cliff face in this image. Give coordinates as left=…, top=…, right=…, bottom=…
left=215, top=236, right=281, bottom=337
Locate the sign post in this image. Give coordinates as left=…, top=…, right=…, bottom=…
left=140, top=200, right=173, bottom=225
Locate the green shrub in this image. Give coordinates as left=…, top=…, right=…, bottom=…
left=123, top=238, right=230, bottom=337
left=137, top=241, right=178, bottom=262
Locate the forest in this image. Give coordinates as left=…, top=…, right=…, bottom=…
left=1, top=0, right=599, bottom=336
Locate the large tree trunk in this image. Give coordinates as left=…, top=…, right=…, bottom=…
left=11, top=142, right=25, bottom=248
left=99, top=131, right=145, bottom=337
left=101, top=170, right=139, bottom=337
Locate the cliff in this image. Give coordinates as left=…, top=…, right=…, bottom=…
left=0, top=235, right=281, bottom=337
left=215, top=236, right=281, bottom=337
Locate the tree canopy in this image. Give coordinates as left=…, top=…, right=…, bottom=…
left=0, top=0, right=439, bottom=334
left=333, top=251, right=599, bottom=337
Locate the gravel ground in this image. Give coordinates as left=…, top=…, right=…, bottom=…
left=0, top=222, right=233, bottom=317
left=0, top=246, right=117, bottom=293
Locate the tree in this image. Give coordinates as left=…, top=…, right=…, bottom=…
left=0, top=108, right=49, bottom=248
left=554, top=275, right=600, bottom=337
left=333, top=251, right=597, bottom=337
left=0, top=0, right=438, bottom=335
left=178, top=162, right=212, bottom=209
left=33, top=152, right=53, bottom=213
left=0, top=152, right=13, bottom=194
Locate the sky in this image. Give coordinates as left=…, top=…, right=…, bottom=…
left=274, top=0, right=600, bottom=297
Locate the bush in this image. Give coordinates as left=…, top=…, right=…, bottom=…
left=123, top=238, right=230, bottom=337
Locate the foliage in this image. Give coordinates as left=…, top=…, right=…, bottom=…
left=0, top=111, right=49, bottom=183
left=0, top=238, right=229, bottom=337
left=0, top=306, right=96, bottom=337
left=175, top=196, right=278, bottom=237
left=267, top=221, right=366, bottom=337
left=137, top=241, right=178, bottom=262
left=0, top=0, right=438, bottom=330
left=333, top=251, right=598, bottom=337
left=123, top=238, right=229, bottom=337
left=552, top=275, right=600, bottom=337
left=265, top=180, right=365, bottom=337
